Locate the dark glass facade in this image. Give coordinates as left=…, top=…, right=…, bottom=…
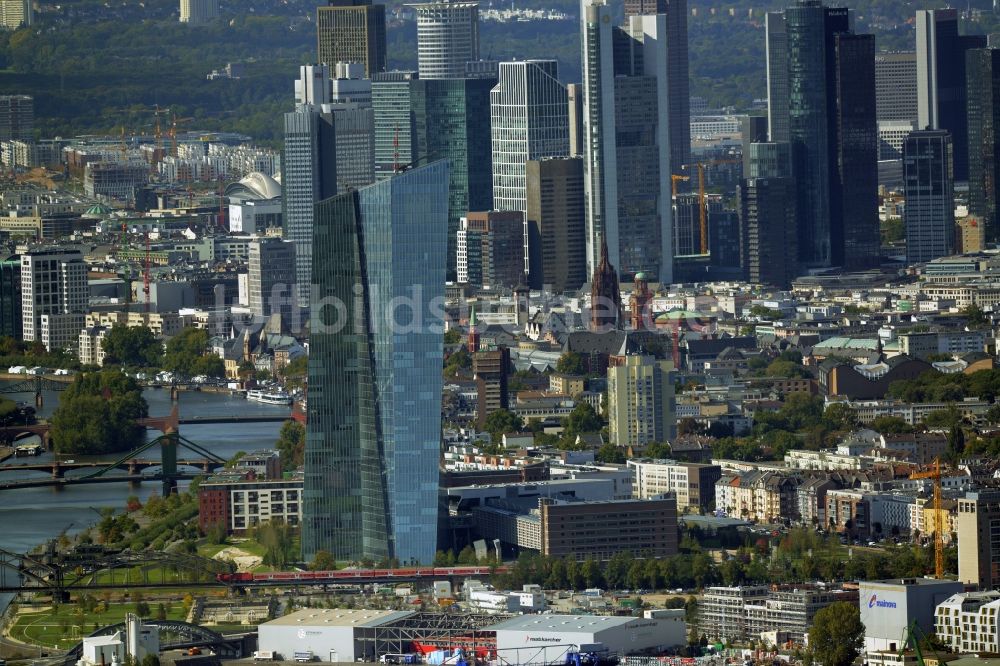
left=903, top=129, right=954, bottom=263
left=833, top=33, right=879, bottom=270
left=303, top=161, right=449, bottom=565
left=967, top=48, right=1000, bottom=244
left=412, top=78, right=495, bottom=280
left=0, top=258, right=21, bottom=339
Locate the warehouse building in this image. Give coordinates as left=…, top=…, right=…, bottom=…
left=489, top=612, right=685, bottom=664
left=860, top=578, right=963, bottom=657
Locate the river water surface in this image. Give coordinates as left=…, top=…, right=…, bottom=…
left=0, top=383, right=290, bottom=609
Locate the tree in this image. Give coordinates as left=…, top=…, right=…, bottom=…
left=50, top=370, right=148, bottom=454
left=101, top=325, right=162, bottom=367
left=555, top=352, right=585, bottom=376
left=482, top=409, right=524, bottom=443
left=808, top=601, right=864, bottom=666
left=962, top=304, right=988, bottom=327
left=310, top=550, right=337, bottom=571
left=162, top=327, right=214, bottom=376
left=275, top=419, right=305, bottom=471
left=562, top=402, right=603, bottom=438
left=870, top=415, right=914, bottom=434
left=946, top=425, right=965, bottom=463
left=595, top=442, right=625, bottom=464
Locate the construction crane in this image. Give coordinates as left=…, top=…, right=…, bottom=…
left=168, top=114, right=194, bottom=158
left=681, top=158, right=741, bottom=254
left=670, top=174, right=690, bottom=197
left=910, top=458, right=945, bottom=578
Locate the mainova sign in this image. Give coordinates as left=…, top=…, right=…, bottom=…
left=867, top=594, right=898, bottom=610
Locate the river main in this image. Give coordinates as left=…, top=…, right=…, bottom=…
left=0, top=383, right=289, bottom=609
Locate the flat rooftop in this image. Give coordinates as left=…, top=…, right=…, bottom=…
left=487, top=615, right=636, bottom=633
left=262, top=608, right=415, bottom=628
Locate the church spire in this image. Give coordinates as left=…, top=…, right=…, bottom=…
left=590, top=238, right=622, bottom=331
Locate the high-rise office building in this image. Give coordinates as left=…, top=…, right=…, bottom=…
left=0, top=256, right=21, bottom=340
left=490, top=60, right=568, bottom=276
left=567, top=83, right=584, bottom=158
left=456, top=210, right=524, bottom=289
left=21, top=247, right=87, bottom=352
left=303, top=160, right=449, bottom=565
left=0, top=95, right=32, bottom=141
left=525, top=157, right=586, bottom=293
left=765, top=12, right=789, bottom=142
left=179, top=0, right=218, bottom=23
left=607, top=354, right=676, bottom=448
left=0, top=0, right=30, bottom=29
left=623, top=0, right=691, bottom=177
left=767, top=1, right=878, bottom=270
left=284, top=66, right=338, bottom=308
left=875, top=51, right=918, bottom=122
left=372, top=71, right=419, bottom=178
left=834, top=33, right=879, bottom=270
left=248, top=238, right=297, bottom=327
left=967, top=47, right=1000, bottom=244
left=316, top=0, right=387, bottom=77
left=740, top=141, right=798, bottom=289
left=582, top=2, right=673, bottom=283
left=490, top=61, right=569, bottom=214
left=412, top=76, right=495, bottom=278
left=903, top=129, right=954, bottom=264
left=328, top=63, right=376, bottom=194
left=411, top=0, right=479, bottom=80
left=958, top=490, right=1000, bottom=590
left=916, top=9, right=986, bottom=182
left=673, top=193, right=722, bottom=257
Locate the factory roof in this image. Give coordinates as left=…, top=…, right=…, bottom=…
left=262, top=608, right=415, bottom=628
left=487, top=614, right=637, bottom=633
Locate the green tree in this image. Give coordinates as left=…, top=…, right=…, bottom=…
left=808, top=602, right=864, bottom=666
left=962, top=304, right=988, bottom=327
left=310, top=550, right=337, bottom=571
left=162, top=327, right=213, bottom=376
left=562, top=402, right=603, bottom=438
left=50, top=370, right=148, bottom=454
left=482, top=409, right=524, bottom=443
left=924, top=405, right=962, bottom=428
left=101, top=325, right=162, bottom=367
left=555, top=352, right=585, bottom=375
left=870, top=416, right=914, bottom=434
left=595, top=442, right=625, bottom=463
left=275, top=419, right=305, bottom=471
left=946, top=425, right=966, bottom=463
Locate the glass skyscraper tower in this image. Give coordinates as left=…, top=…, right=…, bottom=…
left=303, top=160, right=449, bottom=565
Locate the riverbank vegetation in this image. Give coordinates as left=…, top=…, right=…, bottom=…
left=49, top=370, right=148, bottom=454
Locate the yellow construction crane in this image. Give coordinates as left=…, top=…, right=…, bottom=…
left=682, top=158, right=741, bottom=254
left=670, top=174, right=690, bottom=197
left=168, top=113, right=194, bottom=158
left=911, top=458, right=945, bottom=578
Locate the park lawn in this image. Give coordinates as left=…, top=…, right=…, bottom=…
left=9, top=602, right=188, bottom=650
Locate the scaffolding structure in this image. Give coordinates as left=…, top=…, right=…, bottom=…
left=354, top=611, right=513, bottom=663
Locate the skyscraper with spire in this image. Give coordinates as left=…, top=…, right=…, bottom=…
left=590, top=240, right=621, bottom=332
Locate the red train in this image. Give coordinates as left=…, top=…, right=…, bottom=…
left=217, top=565, right=504, bottom=584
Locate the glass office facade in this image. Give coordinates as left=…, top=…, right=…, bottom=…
left=303, top=161, right=449, bottom=565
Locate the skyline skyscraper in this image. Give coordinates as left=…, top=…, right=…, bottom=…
left=248, top=237, right=297, bottom=328
left=967, top=47, right=1000, bottom=244
left=739, top=141, right=798, bottom=289
left=372, top=71, right=419, bottom=178
left=328, top=63, right=376, bottom=194
left=284, top=65, right=338, bottom=309
left=490, top=60, right=569, bottom=214
left=874, top=51, right=918, bottom=122
left=412, top=76, right=495, bottom=278
left=411, top=0, right=480, bottom=80
left=916, top=9, right=986, bottom=182
left=903, top=129, right=954, bottom=264
left=303, top=160, right=449, bottom=565
left=525, top=157, right=586, bottom=293
left=316, top=0, right=387, bottom=77
left=490, top=60, right=569, bottom=277
left=767, top=0, right=878, bottom=270
left=623, top=0, right=691, bottom=178
left=581, top=1, right=673, bottom=283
